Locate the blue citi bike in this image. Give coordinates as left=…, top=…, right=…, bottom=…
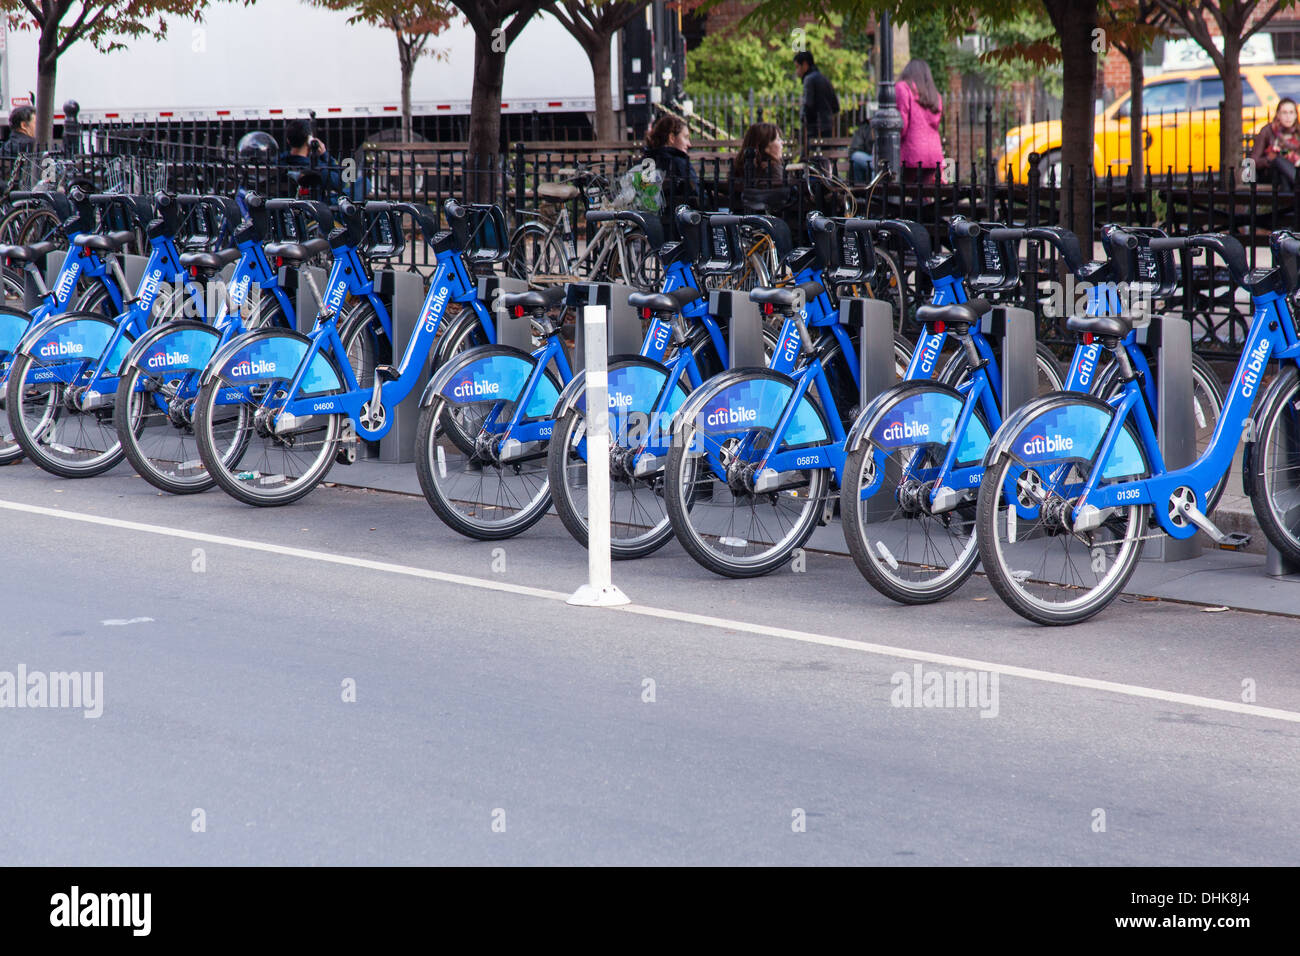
left=838, top=220, right=1226, bottom=604
left=0, top=187, right=139, bottom=464
left=191, top=198, right=501, bottom=506
left=661, top=213, right=1064, bottom=578
left=974, top=229, right=1300, bottom=624
left=3, top=190, right=216, bottom=477
left=110, top=193, right=330, bottom=493
left=544, top=207, right=914, bottom=558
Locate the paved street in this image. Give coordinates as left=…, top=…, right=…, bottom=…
left=0, top=460, right=1297, bottom=865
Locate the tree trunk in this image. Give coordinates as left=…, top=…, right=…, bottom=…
left=1220, top=41, right=1243, bottom=183
left=468, top=30, right=507, bottom=199
left=400, top=53, right=414, bottom=142
left=1045, top=0, right=1099, bottom=244
left=1128, top=49, right=1145, bottom=189
left=590, top=34, right=616, bottom=142
left=35, top=28, right=59, bottom=148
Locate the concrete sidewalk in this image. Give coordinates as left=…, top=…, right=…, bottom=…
left=327, top=457, right=1300, bottom=619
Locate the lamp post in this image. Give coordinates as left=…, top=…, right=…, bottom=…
left=870, top=11, right=901, bottom=177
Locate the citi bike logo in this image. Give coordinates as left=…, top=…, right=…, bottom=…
left=1075, top=343, right=1100, bottom=388
left=228, top=274, right=252, bottom=304
left=1239, top=339, right=1270, bottom=398
left=325, top=280, right=347, bottom=314
left=917, top=332, right=943, bottom=375
left=146, top=350, right=191, bottom=369
left=38, top=340, right=84, bottom=358
left=53, top=262, right=80, bottom=303
left=1021, top=433, right=1075, bottom=456
left=780, top=329, right=799, bottom=364
left=881, top=419, right=930, bottom=442
left=422, top=286, right=451, bottom=334
left=230, top=359, right=276, bottom=377
left=138, top=268, right=164, bottom=307
left=452, top=377, right=499, bottom=399
left=705, top=404, right=757, bottom=428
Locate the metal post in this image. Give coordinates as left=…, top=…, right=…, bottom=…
left=848, top=295, right=898, bottom=521
left=995, top=305, right=1037, bottom=417
left=568, top=304, right=630, bottom=607
left=1156, top=313, right=1198, bottom=562
left=870, top=12, right=902, bottom=178
left=709, top=288, right=764, bottom=368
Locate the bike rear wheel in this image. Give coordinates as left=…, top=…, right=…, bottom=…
left=1247, top=366, right=1300, bottom=565
left=840, top=409, right=990, bottom=604
left=5, top=347, right=125, bottom=478
left=415, top=390, right=557, bottom=540
left=976, top=448, right=1149, bottom=625
left=663, top=418, right=830, bottom=578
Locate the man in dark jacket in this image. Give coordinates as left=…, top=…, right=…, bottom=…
left=795, top=51, right=839, bottom=142
left=278, top=118, right=343, bottom=198
left=1, top=105, right=37, bottom=157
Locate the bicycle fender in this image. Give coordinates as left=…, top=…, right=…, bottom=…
left=551, top=354, right=667, bottom=418
left=845, top=380, right=985, bottom=458
left=15, top=312, right=133, bottom=376
left=1241, top=364, right=1299, bottom=500
left=200, top=328, right=342, bottom=395
left=984, top=390, right=1146, bottom=480
left=671, top=366, right=829, bottom=446
left=120, top=320, right=221, bottom=374
left=0, top=305, right=32, bottom=371
left=419, top=343, right=561, bottom=419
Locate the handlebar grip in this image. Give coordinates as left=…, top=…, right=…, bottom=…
left=585, top=210, right=617, bottom=224
left=707, top=213, right=742, bottom=228
left=949, top=220, right=982, bottom=240
left=1277, top=235, right=1300, bottom=259
left=843, top=218, right=884, bottom=233
left=8, top=191, right=43, bottom=202
left=987, top=227, right=1025, bottom=242
left=1148, top=237, right=1187, bottom=252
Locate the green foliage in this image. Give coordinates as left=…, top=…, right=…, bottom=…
left=685, top=14, right=873, bottom=100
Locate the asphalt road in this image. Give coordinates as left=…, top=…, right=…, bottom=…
left=0, top=460, right=1297, bottom=865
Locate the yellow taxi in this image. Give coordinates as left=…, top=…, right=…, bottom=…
left=1000, top=64, right=1300, bottom=183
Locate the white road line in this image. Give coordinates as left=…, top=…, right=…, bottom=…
left=5, top=497, right=1300, bottom=725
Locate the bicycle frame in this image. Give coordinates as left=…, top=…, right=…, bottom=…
left=14, top=230, right=187, bottom=398
left=1059, top=291, right=1300, bottom=539
left=271, top=243, right=487, bottom=442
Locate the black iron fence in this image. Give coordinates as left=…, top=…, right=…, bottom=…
left=4, top=139, right=1293, bottom=360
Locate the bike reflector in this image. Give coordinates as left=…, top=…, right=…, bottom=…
left=1083, top=332, right=1094, bottom=344
left=641, top=307, right=652, bottom=320
left=932, top=321, right=946, bottom=334
left=514, top=305, right=525, bottom=318
left=762, top=302, right=774, bottom=315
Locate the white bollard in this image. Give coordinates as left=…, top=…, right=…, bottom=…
left=568, top=304, right=630, bottom=607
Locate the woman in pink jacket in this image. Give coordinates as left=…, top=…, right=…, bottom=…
left=895, top=59, right=945, bottom=184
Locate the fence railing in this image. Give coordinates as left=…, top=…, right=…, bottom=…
left=2, top=142, right=1290, bottom=360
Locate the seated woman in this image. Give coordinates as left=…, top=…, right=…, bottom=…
left=643, top=115, right=703, bottom=210
left=730, top=122, right=791, bottom=214
left=1251, top=98, right=1300, bottom=191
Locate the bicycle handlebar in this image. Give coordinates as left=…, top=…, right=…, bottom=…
left=988, top=225, right=1085, bottom=273
left=1275, top=234, right=1300, bottom=259
left=1149, top=233, right=1249, bottom=283
left=949, top=219, right=981, bottom=240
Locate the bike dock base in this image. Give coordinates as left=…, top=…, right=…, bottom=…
left=567, top=282, right=642, bottom=370
left=708, top=289, right=765, bottom=368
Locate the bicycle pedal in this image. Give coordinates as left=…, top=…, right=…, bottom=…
left=1217, top=532, right=1252, bottom=551
left=374, top=365, right=400, bottom=384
